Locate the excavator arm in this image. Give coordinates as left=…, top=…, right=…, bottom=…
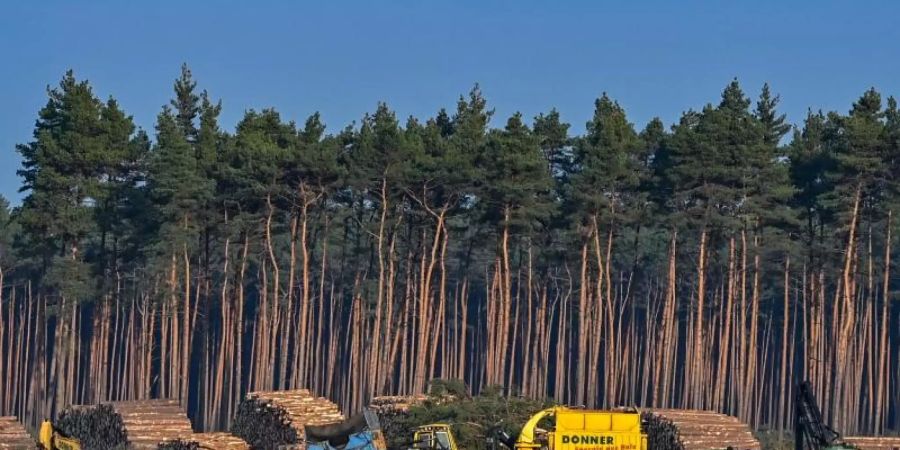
left=794, top=381, right=854, bottom=450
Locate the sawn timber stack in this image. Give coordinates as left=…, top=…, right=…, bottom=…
left=843, top=436, right=900, bottom=450
left=643, top=409, right=760, bottom=450
left=0, top=416, right=35, bottom=449
left=108, top=399, right=194, bottom=449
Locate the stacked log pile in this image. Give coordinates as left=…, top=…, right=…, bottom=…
left=643, top=409, right=760, bottom=450
left=108, top=399, right=194, bottom=449
left=843, top=436, right=900, bottom=450
left=231, top=389, right=344, bottom=450
left=0, top=417, right=36, bottom=449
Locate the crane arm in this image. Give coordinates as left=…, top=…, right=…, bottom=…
left=794, top=381, right=844, bottom=450
left=517, top=408, right=556, bottom=447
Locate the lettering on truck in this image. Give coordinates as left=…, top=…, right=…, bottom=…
left=560, top=435, right=616, bottom=445
left=564, top=447, right=636, bottom=450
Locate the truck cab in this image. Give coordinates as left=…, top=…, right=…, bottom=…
left=411, top=424, right=459, bottom=450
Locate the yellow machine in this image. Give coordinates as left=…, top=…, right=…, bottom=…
left=515, top=407, right=646, bottom=450
left=39, top=421, right=82, bottom=450
left=410, top=408, right=646, bottom=450
left=411, top=424, right=460, bottom=450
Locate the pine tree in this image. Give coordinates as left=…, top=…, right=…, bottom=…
left=568, top=93, right=644, bottom=226
left=172, top=64, right=201, bottom=144
left=15, top=71, right=108, bottom=299
left=480, top=113, right=554, bottom=229
left=751, top=84, right=795, bottom=234
left=789, top=111, right=834, bottom=255
left=666, top=80, right=780, bottom=231
left=148, top=107, right=211, bottom=251
left=755, top=83, right=791, bottom=146
left=94, top=98, right=150, bottom=284
left=883, top=97, right=900, bottom=209
left=533, top=109, right=571, bottom=183
left=0, top=195, right=14, bottom=269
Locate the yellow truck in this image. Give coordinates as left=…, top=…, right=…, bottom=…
left=410, top=407, right=646, bottom=450
left=516, top=407, right=646, bottom=450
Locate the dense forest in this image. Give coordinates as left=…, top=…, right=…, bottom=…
left=1, top=66, right=899, bottom=436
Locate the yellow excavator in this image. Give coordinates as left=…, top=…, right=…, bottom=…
left=410, top=407, right=646, bottom=450
left=39, top=420, right=82, bottom=450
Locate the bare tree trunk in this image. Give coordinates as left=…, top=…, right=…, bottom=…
left=692, top=227, right=707, bottom=409
left=875, top=211, right=891, bottom=433
left=779, top=256, right=791, bottom=432
left=834, top=186, right=862, bottom=430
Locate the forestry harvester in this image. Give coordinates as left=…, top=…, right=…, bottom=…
left=794, top=381, right=856, bottom=450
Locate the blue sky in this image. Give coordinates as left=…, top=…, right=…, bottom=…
left=2, top=1, right=899, bottom=204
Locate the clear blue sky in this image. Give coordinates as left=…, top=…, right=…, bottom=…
left=2, top=1, right=899, bottom=204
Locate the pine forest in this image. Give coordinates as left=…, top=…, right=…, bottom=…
left=1, top=66, right=899, bottom=436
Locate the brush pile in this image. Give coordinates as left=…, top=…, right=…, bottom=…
left=108, top=399, right=194, bottom=449
left=55, top=404, right=128, bottom=450
left=0, top=416, right=36, bottom=449
left=231, top=389, right=343, bottom=450
left=843, top=436, right=900, bottom=450
left=642, top=409, right=760, bottom=450
left=369, top=395, right=428, bottom=442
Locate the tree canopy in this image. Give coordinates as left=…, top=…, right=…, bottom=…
left=3, top=68, right=900, bottom=437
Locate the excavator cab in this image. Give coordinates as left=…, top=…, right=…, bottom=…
left=411, top=424, right=459, bottom=450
